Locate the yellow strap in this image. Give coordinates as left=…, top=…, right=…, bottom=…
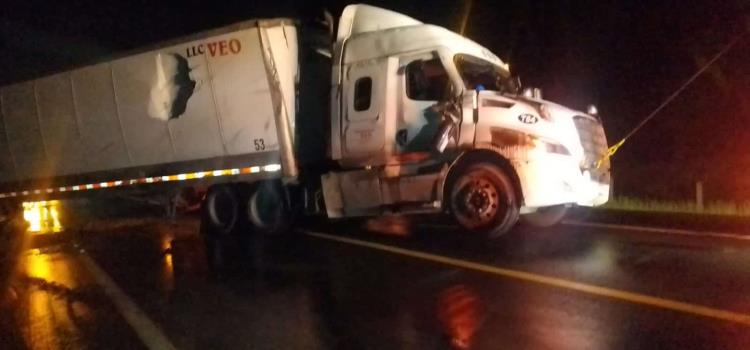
left=596, top=138, right=626, bottom=169
left=590, top=30, right=747, bottom=171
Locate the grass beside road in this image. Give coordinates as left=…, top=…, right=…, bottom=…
left=602, top=196, right=750, bottom=217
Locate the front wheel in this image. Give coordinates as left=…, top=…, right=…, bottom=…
left=449, top=163, right=519, bottom=238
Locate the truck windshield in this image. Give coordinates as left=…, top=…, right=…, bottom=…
left=454, top=54, right=517, bottom=94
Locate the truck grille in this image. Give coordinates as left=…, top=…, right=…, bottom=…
left=573, top=116, right=611, bottom=185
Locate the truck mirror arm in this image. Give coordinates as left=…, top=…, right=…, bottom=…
left=430, top=93, right=463, bottom=154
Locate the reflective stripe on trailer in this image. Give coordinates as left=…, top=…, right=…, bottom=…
left=0, top=163, right=282, bottom=199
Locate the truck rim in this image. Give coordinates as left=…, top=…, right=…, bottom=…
left=450, top=169, right=509, bottom=230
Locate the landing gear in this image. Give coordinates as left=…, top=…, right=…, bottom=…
left=449, top=163, right=519, bottom=238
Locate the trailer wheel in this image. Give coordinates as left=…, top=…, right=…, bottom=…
left=448, top=163, right=519, bottom=238
left=201, top=184, right=245, bottom=273
left=204, top=184, right=239, bottom=235
left=520, top=205, right=568, bottom=228
left=246, top=180, right=291, bottom=235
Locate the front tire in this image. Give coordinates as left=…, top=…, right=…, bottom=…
left=448, top=163, right=519, bottom=238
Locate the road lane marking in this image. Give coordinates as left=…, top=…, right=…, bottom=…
left=304, top=230, right=750, bottom=326
left=563, top=220, right=750, bottom=241
left=79, top=252, right=177, bottom=350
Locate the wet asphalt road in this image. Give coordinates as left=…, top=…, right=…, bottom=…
left=0, top=225, right=146, bottom=349
left=2, top=203, right=750, bottom=349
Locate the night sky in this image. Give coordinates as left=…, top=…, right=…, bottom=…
left=1, top=0, right=748, bottom=201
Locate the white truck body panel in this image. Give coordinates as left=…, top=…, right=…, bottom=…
left=0, top=20, right=297, bottom=189
left=324, top=5, right=609, bottom=218
left=0, top=3, right=609, bottom=229
left=336, top=4, right=508, bottom=71
left=336, top=4, right=422, bottom=41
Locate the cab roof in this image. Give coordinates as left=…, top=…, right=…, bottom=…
left=336, top=4, right=508, bottom=71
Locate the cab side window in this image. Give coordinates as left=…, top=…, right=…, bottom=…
left=354, top=77, right=372, bottom=111
left=406, top=58, right=449, bottom=101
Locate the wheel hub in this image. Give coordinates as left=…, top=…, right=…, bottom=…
left=460, top=179, right=499, bottom=222
left=449, top=164, right=520, bottom=237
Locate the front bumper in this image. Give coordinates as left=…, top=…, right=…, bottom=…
left=515, top=154, right=610, bottom=211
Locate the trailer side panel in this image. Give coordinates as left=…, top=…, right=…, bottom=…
left=0, top=21, right=297, bottom=196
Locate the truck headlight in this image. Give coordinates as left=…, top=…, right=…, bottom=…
left=533, top=138, right=571, bottom=156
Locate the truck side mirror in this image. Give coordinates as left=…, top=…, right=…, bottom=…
left=432, top=119, right=456, bottom=153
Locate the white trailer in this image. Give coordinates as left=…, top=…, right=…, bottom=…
left=0, top=5, right=610, bottom=256
left=0, top=19, right=298, bottom=191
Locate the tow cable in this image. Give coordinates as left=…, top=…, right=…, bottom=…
left=597, top=27, right=748, bottom=169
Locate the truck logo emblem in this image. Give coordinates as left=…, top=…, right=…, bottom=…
left=518, top=114, right=538, bottom=124
left=186, top=38, right=242, bottom=58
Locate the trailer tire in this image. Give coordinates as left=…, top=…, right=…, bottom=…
left=246, top=180, right=292, bottom=236
left=520, top=205, right=568, bottom=228
left=204, top=184, right=239, bottom=236
left=448, top=162, right=519, bottom=238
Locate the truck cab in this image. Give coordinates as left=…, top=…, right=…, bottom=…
left=321, top=5, right=610, bottom=236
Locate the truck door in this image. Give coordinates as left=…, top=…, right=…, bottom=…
left=394, top=53, right=451, bottom=158
left=342, top=59, right=388, bottom=158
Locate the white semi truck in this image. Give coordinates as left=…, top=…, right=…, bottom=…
left=0, top=5, right=609, bottom=244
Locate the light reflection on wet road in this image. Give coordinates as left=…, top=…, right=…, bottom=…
left=22, top=201, right=63, bottom=234
left=1, top=200, right=145, bottom=350
left=2, top=200, right=750, bottom=349
left=22, top=248, right=89, bottom=349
